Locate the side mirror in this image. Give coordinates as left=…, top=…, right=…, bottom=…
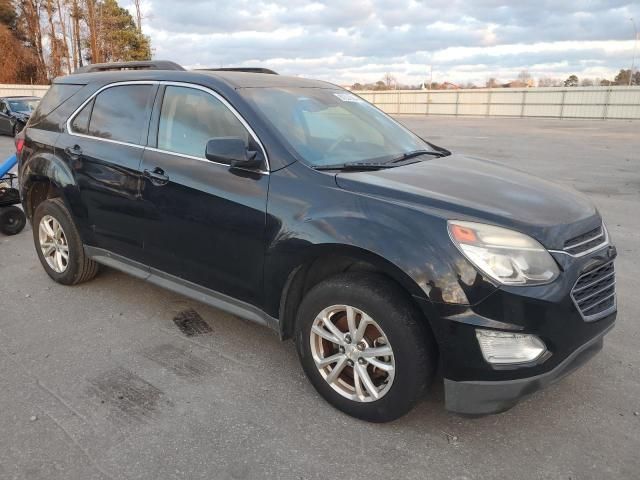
left=205, top=137, right=261, bottom=169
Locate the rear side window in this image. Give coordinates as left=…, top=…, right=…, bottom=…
left=32, top=84, right=83, bottom=121
left=157, top=86, right=249, bottom=159
left=87, top=85, right=153, bottom=144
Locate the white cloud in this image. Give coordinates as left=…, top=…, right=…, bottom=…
left=124, top=0, right=640, bottom=85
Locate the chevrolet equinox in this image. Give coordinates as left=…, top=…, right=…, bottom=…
left=17, top=61, right=617, bottom=422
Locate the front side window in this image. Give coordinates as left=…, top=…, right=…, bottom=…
left=242, top=87, right=432, bottom=167
left=0, top=101, right=7, bottom=114
left=85, top=85, right=153, bottom=144
left=157, top=86, right=249, bottom=160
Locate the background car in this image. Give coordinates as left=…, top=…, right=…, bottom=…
left=0, top=96, right=40, bottom=137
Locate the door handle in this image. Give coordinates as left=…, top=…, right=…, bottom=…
left=143, top=167, right=169, bottom=186
left=64, top=145, right=83, bottom=159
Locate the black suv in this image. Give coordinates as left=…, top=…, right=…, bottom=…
left=0, top=96, right=40, bottom=137
left=17, top=61, right=616, bottom=422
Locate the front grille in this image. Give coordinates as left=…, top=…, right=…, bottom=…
left=571, top=261, right=616, bottom=321
left=564, top=225, right=606, bottom=256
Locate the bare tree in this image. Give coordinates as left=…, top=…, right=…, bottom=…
left=70, top=0, right=82, bottom=67
left=538, top=77, right=562, bottom=87
left=383, top=72, right=397, bottom=89
left=133, top=0, right=142, bottom=32
left=16, top=0, right=47, bottom=80
left=84, top=0, right=100, bottom=63
left=485, top=77, right=500, bottom=88
left=44, top=0, right=63, bottom=77
left=56, top=0, right=72, bottom=73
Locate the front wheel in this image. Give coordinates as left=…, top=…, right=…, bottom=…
left=295, top=273, right=436, bottom=422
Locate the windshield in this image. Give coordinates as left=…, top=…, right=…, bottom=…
left=241, top=87, right=433, bottom=167
left=8, top=99, right=39, bottom=113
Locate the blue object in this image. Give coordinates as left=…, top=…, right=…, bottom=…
left=0, top=154, right=17, bottom=178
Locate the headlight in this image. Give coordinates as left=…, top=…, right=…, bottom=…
left=448, top=220, right=559, bottom=285
left=476, top=329, right=547, bottom=364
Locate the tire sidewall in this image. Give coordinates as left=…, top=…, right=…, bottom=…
left=295, top=275, right=432, bottom=422
left=0, top=206, right=26, bottom=235
left=32, top=199, right=84, bottom=284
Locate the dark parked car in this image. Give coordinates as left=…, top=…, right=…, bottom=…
left=0, top=96, right=40, bottom=136
left=17, top=61, right=616, bottom=422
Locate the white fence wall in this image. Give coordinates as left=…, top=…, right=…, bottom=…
left=0, top=84, right=49, bottom=98
left=3, top=84, right=639, bottom=120
left=354, top=86, right=640, bottom=120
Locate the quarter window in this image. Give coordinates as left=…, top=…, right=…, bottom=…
left=157, top=86, right=249, bottom=160
left=71, top=98, right=93, bottom=134
left=81, top=85, right=153, bottom=144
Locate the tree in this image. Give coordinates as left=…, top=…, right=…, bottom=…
left=383, top=73, right=397, bottom=89
left=564, top=75, right=579, bottom=87
left=538, top=77, right=562, bottom=87
left=91, top=0, right=150, bottom=62
left=613, top=69, right=640, bottom=86
left=599, top=78, right=613, bottom=86
left=485, top=77, right=500, bottom=88
left=580, top=78, right=594, bottom=87
left=374, top=80, right=387, bottom=91
left=351, top=82, right=364, bottom=90
left=15, top=0, right=48, bottom=81
left=517, top=70, right=532, bottom=86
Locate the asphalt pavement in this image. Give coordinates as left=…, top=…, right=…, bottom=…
left=1, top=116, right=638, bottom=479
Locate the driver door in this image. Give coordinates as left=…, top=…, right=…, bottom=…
left=139, top=84, right=269, bottom=307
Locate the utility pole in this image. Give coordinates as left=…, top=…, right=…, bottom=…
left=630, top=18, right=638, bottom=86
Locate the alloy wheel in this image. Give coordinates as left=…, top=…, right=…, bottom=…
left=38, top=215, right=69, bottom=273
left=309, top=304, right=395, bottom=402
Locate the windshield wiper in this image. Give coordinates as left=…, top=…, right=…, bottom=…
left=390, top=149, right=445, bottom=163
left=313, top=162, right=394, bottom=171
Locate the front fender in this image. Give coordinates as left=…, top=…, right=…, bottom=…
left=263, top=162, right=498, bottom=318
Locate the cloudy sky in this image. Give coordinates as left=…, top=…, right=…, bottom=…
left=124, top=0, right=640, bottom=86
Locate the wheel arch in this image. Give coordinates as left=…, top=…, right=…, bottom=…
left=277, top=244, right=433, bottom=340
left=21, top=153, right=77, bottom=219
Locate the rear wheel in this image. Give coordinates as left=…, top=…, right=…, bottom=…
left=32, top=198, right=99, bottom=284
left=295, top=273, right=436, bottom=422
left=0, top=206, right=26, bottom=235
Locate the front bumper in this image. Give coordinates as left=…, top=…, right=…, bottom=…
left=444, top=323, right=613, bottom=415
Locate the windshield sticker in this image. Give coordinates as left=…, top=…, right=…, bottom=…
left=334, top=93, right=364, bottom=103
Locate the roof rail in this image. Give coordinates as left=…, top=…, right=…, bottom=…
left=196, top=67, right=279, bottom=75
left=73, top=60, right=185, bottom=74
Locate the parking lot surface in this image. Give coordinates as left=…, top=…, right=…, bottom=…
left=1, top=117, right=639, bottom=480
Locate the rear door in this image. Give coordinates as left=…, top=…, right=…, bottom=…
left=139, top=83, right=269, bottom=307
left=56, top=82, right=158, bottom=260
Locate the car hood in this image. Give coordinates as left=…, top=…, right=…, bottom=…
left=334, top=154, right=601, bottom=250
left=13, top=111, right=30, bottom=120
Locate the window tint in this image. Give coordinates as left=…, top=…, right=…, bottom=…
left=71, top=98, right=93, bottom=134
left=0, top=101, right=7, bottom=114
left=88, top=85, right=152, bottom=144
left=157, top=86, right=249, bottom=160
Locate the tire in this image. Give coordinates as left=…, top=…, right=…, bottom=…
left=0, top=206, right=26, bottom=235
left=295, top=272, right=436, bottom=422
left=32, top=198, right=99, bottom=285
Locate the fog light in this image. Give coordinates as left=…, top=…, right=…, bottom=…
left=475, top=329, right=546, bottom=364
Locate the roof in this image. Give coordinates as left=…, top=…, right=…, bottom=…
left=55, top=69, right=337, bottom=90
left=1, top=96, right=41, bottom=100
